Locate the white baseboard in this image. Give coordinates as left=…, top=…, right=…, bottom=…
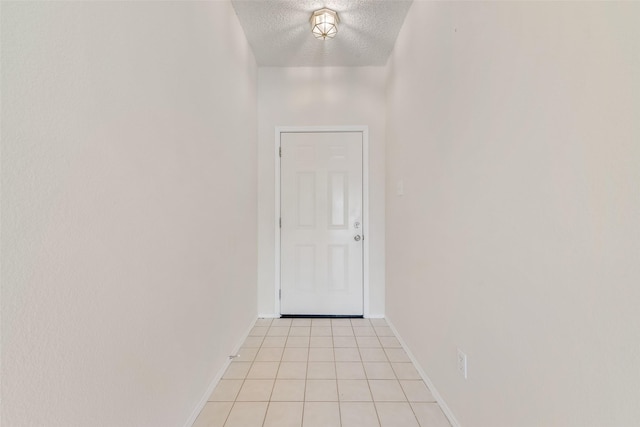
left=385, top=317, right=462, bottom=427
left=366, top=313, right=385, bottom=319
left=257, top=313, right=281, bottom=318
left=183, top=317, right=257, bottom=427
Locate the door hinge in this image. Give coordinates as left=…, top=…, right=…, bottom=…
left=279, top=217, right=281, bottom=228
left=279, top=147, right=282, bottom=157
left=279, top=289, right=282, bottom=300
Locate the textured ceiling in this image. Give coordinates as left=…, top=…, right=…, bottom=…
left=231, top=0, right=413, bottom=67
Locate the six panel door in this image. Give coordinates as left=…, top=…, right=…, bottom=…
left=280, top=131, right=363, bottom=315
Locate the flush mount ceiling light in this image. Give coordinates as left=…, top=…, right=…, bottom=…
left=310, top=8, right=339, bottom=40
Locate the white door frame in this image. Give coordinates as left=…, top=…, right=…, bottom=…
left=275, top=126, right=370, bottom=317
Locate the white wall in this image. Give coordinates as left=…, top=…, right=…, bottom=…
left=1, top=2, right=257, bottom=426
left=258, top=67, right=386, bottom=317
left=386, top=2, right=640, bottom=426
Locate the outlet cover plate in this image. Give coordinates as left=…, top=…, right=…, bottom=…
left=457, top=349, right=468, bottom=380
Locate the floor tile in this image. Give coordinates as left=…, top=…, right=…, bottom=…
left=356, top=336, right=382, bottom=348
left=289, top=326, right=311, bottom=336
left=400, top=381, right=435, bottom=402
left=384, top=348, right=410, bottom=362
left=282, top=347, right=308, bottom=362
left=310, top=326, right=332, bottom=336
left=392, top=362, right=421, bottom=379
left=369, top=380, right=407, bottom=401
left=307, top=362, right=336, bottom=379
left=224, top=402, right=268, bottom=427
left=222, top=362, right=251, bottom=379
left=286, top=336, right=310, bottom=348
left=262, top=336, right=288, bottom=347
left=353, top=326, right=377, bottom=337
left=340, top=402, right=381, bottom=427
left=255, top=318, right=273, bottom=327
left=208, top=379, right=242, bottom=401
left=379, top=337, right=401, bottom=348
left=192, top=402, right=232, bottom=427
left=255, top=347, right=284, bottom=362
left=360, top=348, right=388, bottom=362
left=233, top=347, right=258, bottom=362
left=305, top=379, right=338, bottom=401
left=194, top=318, right=450, bottom=427
left=309, top=336, right=333, bottom=347
left=336, top=362, right=366, bottom=379
left=271, top=318, right=293, bottom=327
left=335, top=347, right=361, bottom=362
left=308, top=347, right=334, bottom=362
left=332, top=326, right=355, bottom=336
left=364, top=362, right=396, bottom=379
left=247, top=362, right=279, bottom=379
left=374, top=326, right=395, bottom=337
left=411, top=403, right=451, bottom=427
left=277, top=362, right=307, bottom=379
left=337, top=379, right=372, bottom=401
left=236, top=379, right=275, bottom=401
left=267, top=326, right=290, bottom=336
left=271, top=379, right=305, bottom=401
left=369, top=318, right=388, bottom=326
left=243, top=336, right=264, bottom=347
left=263, top=402, right=304, bottom=427
left=334, top=336, right=357, bottom=348
left=249, top=326, right=269, bottom=336
left=375, top=402, right=419, bottom=427
left=302, top=402, right=340, bottom=427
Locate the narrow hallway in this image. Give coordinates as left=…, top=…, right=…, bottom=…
left=193, top=318, right=450, bottom=427
left=4, top=2, right=639, bottom=426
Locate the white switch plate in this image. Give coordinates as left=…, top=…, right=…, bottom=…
left=396, top=179, right=404, bottom=196
left=457, top=349, right=468, bottom=380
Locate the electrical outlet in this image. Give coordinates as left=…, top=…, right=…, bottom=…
left=396, top=179, right=404, bottom=196
left=457, top=349, right=468, bottom=380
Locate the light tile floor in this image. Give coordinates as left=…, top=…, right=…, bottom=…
left=193, top=318, right=451, bottom=427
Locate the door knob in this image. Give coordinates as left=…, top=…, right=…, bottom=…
left=354, top=235, right=362, bottom=242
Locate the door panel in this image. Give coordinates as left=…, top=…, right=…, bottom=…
left=297, top=173, right=316, bottom=227
left=280, top=131, right=363, bottom=315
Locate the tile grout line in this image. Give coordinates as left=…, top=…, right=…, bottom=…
left=261, top=318, right=283, bottom=427
left=355, top=318, right=386, bottom=427
left=365, top=324, right=387, bottom=427
left=224, top=319, right=268, bottom=427
left=377, top=325, right=422, bottom=427
left=301, top=320, right=310, bottom=427
left=372, top=324, right=390, bottom=427
left=332, top=321, right=343, bottom=427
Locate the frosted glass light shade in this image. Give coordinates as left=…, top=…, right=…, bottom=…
left=310, top=8, right=339, bottom=40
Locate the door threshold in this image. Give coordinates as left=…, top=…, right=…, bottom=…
left=280, top=314, right=364, bottom=318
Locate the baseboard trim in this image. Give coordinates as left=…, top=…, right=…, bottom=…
left=385, top=317, right=462, bottom=427
left=183, top=317, right=257, bottom=427
left=281, top=314, right=364, bottom=318
left=257, top=313, right=280, bottom=318
left=366, top=313, right=385, bottom=319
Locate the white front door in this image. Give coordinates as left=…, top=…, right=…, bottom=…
left=280, top=131, right=363, bottom=315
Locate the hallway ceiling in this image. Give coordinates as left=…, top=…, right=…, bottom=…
left=231, top=0, right=413, bottom=67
